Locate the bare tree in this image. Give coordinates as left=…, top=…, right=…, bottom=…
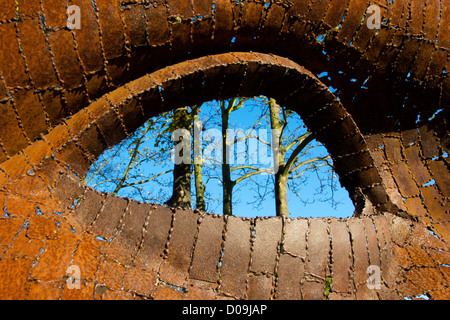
left=165, top=107, right=193, bottom=209
left=211, top=97, right=271, bottom=215
left=86, top=96, right=338, bottom=218
left=157, top=104, right=208, bottom=211
left=267, top=98, right=331, bottom=217
left=85, top=114, right=173, bottom=203
left=192, top=106, right=206, bottom=212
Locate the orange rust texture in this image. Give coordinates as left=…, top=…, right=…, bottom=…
left=0, top=0, right=449, bottom=300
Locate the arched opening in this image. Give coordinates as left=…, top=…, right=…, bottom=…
left=85, top=95, right=354, bottom=218
left=46, top=52, right=395, bottom=218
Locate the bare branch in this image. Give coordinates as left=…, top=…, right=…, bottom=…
left=289, top=155, right=331, bottom=175
left=284, top=132, right=311, bottom=153
left=282, top=133, right=316, bottom=177
left=234, top=167, right=272, bottom=184
left=121, top=169, right=173, bottom=188
left=231, top=165, right=265, bottom=172
left=113, top=123, right=152, bottom=195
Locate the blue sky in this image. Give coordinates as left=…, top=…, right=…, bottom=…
left=86, top=97, right=355, bottom=219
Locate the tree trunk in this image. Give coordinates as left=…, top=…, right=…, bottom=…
left=275, top=170, right=289, bottom=217
left=268, top=98, right=289, bottom=217
left=194, top=163, right=206, bottom=211
left=166, top=107, right=192, bottom=209
left=223, top=181, right=234, bottom=216
left=192, top=108, right=206, bottom=211
left=166, top=162, right=192, bottom=208
left=268, top=98, right=318, bottom=217
left=222, top=100, right=234, bottom=216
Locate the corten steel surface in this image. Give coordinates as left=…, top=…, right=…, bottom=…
left=0, top=0, right=448, bottom=300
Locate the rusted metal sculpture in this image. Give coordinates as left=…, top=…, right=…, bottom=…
left=0, top=0, right=448, bottom=300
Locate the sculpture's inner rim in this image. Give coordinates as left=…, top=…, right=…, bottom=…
left=23, top=51, right=400, bottom=219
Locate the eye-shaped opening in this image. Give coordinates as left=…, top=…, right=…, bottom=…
left=85, top=95, right=355, bottom=218
left=45, top=52, right=396, bottom=219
